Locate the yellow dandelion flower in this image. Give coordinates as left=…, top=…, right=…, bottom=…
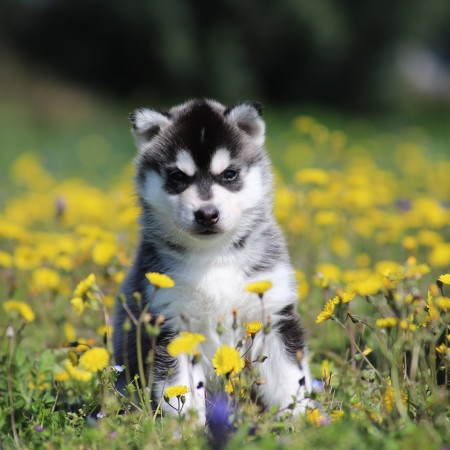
left=54, top=369, right=70, bottom=382
left=96, top=324, right=113, bottom=338
left=399, top=319, right=418, bottom=331
left=71, top=274, right=97, bottom=315
left=74, top=273, right=96, bottom=298
left=167, top=331, right=206, bottom=357
left=337, top=289, right=355, bottom=303
left=145, top=272, right=175, bottom=288
left=382, top=387, right=407, bottom=413
left=64, top=323, right=77, bottom=342
left=428, top=243, right=450, bottom=267
left=245, top=280, right=273, bottom=295
left=63, top=360, right=92, bottom=382
left=295, top=270, right=309, bottom=300
left=0, top=251, right=13, bottom=268
left=295, top=168, right=330, bottom=186
left=28, top=373, right=51, bottom=391
left=212, top=345, right=245, bottom=376
left=112, top=270, right=125, bottom=284
left=3, top=300, right=35, bottom=322
left=224, top=377, right=247, bottom=398
left=348, top=275, right=383, bottom=296
left=436, top=297, right=450, bottom=311
left=79, top=347, right=110, bottom=372
left=316, top=263, right=341, bottom=285
left=314, top=210, right=340, bottom=227
left=70, top=297, right=86, bottom=315
left=244, top=321, right=263, bottom=337
left=438, top=274, right=450, bottom=285
left=321, top=359, right=332, bottom=378
left=31, top=267, right=60, bottom=292
left=92, top=240, right=117, bottom=266
left=436, top=344, right=449, bottom=355
left=316, top=300, right=335, bottom=324
left=425, top=290, right=440, bottom=323
left=330, top=409, right=345, bottom=422
left=225, top=379, right=235, bottom=394
left=307, top=408, right=327, bottom=427
left=164, top=385, right=189, bottom=398
left=376, top=317, right=398, bottom=328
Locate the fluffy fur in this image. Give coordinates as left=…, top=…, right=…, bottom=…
left=113, top=99, right=312, bottom=422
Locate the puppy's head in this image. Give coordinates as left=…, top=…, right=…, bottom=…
left=131, top=99, right=270, bottom=246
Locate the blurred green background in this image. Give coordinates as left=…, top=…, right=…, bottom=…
left=1, top=0, right=450, bottom=184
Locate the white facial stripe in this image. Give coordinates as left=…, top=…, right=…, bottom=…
left=176, top=150, right=197, bottom=177
left=210, top=148, right=231, bottom=175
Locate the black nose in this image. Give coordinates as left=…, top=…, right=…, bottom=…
left=194, top=206, right=220, bottom=226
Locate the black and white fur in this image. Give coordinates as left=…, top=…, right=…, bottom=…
left=113, top=99, right=312, bottom=422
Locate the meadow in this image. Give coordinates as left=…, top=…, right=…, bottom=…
left=0, top=99, right=449, bottom=449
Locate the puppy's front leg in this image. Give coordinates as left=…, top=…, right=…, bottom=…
left=154, top=353, right=207, bottom=424
left=253, top=314, right=313, bottom=415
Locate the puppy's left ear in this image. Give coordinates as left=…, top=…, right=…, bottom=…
left=224, top=101, right=265, bottom=147
left=129, top=108, right=172, bottom=152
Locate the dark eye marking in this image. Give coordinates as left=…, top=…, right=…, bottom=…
left=223, top=168, right=238, bottom=181
left=168, top=169, right=190, bottom=183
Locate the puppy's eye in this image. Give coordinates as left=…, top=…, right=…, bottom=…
left=169, top=170, right=188, bottom=182
left=223, top=169, right=237, bottom=181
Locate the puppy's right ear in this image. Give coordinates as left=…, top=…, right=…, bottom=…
left=129, top=108, right=171, bottom=152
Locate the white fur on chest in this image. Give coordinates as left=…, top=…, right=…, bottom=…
left=149, top=251, right=296, bottom=357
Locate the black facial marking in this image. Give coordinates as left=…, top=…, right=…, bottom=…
left=164, top=170, right=192, bottom=195
left=168, top=101, right=242, bottom=172
left=135, top=100, right=264, bottom=198
left=275, top=304, right=305, bottom=363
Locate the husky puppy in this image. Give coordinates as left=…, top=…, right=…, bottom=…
left=113, top=99, right=312, bottom=421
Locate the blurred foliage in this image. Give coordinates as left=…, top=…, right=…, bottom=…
left=1, top=0, right=450, bottom=108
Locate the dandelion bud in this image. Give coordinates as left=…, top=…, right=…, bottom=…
left=5, top=325, right=15, bottom=339
left=123, top=318, right=131, bottom=332
left=216, top=322, right=224, bottom=335
left=264, top=324, right=272, bottom=335
left=180, top=395, right=186, bottom=405
left=155, top=315, right=165, bottom=326
left=347, top=313, right=360, bottom=324
left=145, top=324, right=160, bottom=337
left=232, top=309, right=238, bottom=330
left=132, top=292, right=142, bottom=303
left=142, top=313, right=152, bottom=324
left=236, top=340, right=243, bottom=350
left=118, top=293, right=127, bottom=304
left=255, top=355, right=268, bottom=363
